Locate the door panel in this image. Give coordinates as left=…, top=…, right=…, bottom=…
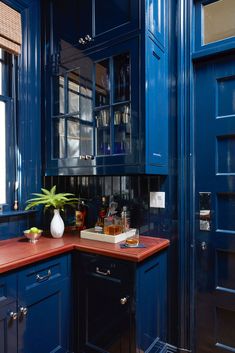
left=18, top=279, right=69, bottom=353
left=0, top=303, right=17, bottom=353
left=194, top=55, right=235, bottom=353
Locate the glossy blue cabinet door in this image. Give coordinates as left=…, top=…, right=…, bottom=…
left=0, top=303, right=17, bottom=353
left=136, top=251, right=167, bottom=351
left=0, top=255, right=71, bottom=353
left=145, top=37, right=168, bottom=174
left=0, top=274, right=17, bottom=353
left=17, top=255, right=71, bottom=353
left=146, top=0, right=166, bottom=47
left=17, top=278, right=70, bottom=353
left=49, top=0, right=139, bottom=52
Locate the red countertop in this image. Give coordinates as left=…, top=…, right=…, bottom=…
left=0, top=234, right=170, bottom=274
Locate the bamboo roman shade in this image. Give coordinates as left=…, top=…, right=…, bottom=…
left=0, top=1, right=22, bottom=55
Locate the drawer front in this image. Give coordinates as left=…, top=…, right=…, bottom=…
left=79, top=253, right=134, bottom=284
left=18, top=254, right=70, bottom=296
left=0, top=273, right=17, bottom=308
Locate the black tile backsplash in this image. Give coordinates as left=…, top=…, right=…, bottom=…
left=43, top=174, right=175, bottom=238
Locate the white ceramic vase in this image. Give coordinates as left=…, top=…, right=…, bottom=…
left=50, top=209, right=64, bottom=238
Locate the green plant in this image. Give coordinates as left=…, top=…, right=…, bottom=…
left=25, top=185, right=79, bottom=211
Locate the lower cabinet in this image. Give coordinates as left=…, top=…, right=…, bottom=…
left=77, top=250, right=167, bottom=353
left=0, top=249, right=167, bottom=353
left=0, top=254, right=71, bottom=353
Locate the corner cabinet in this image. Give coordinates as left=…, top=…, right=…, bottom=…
left=0, top=255, right=72, bottom=353
left=42, top=0, right=170, bottom=175
left=77, top=250, right=168, bottom=353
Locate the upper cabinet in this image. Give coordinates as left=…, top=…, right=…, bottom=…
left=51, top=0, right=139, bottom=54
left=42, top=0, right=170, bottom=175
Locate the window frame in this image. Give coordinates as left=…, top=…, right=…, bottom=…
left=193, top=0, right=235, bottom=58
left=0, top=49, right=17, bottom=209
left=0, top=0, right=41, bottom=216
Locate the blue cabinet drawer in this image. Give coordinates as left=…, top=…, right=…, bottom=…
left=18, top=255, right=70, bottom=296
left=0, top=274, right=17, bottom=308
left=79, top=253, right=134, bottom=286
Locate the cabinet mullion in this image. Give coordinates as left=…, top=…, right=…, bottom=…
left=110, top=56, right=114, bottom=155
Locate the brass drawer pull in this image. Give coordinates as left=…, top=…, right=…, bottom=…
left=36, top=269, right=51, bottom=282
left=96, top=267, right=111, bottom=276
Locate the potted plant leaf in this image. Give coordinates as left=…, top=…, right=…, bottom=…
left=25, top=185, right=78, bottom=238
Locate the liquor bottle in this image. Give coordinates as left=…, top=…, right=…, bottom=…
left=95, top=196, right=108, bottom=232
left=75, top=201, right=86, bottom=232
left=121, top=206, right=130, bottom=233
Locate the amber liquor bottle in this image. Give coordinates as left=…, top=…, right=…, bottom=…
left=95, top=196, right=108, bottom=232
left=75, top=201, right=86, bottom=232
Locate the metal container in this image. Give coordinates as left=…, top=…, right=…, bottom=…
left=24, top=230, right=42, bottom=243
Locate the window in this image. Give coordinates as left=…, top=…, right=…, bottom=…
left=0, top=1, right=21, bottom=208
left=0, top=99, right=6, bottom=204
left=0, top=48, right=17, bottom=206
left=203, top=0, right=235, bottom=45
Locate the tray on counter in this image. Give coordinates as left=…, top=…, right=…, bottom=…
left=80, top=228, right=136, bottom=243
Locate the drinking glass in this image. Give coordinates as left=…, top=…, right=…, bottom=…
left=125, top=229, right=139, bottom=247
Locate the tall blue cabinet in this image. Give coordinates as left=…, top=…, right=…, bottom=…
left=42, top=0, right=169, bottom=175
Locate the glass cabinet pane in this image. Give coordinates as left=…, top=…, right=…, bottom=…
left=53, top=118, right=65, bottom=159
left=95, top=109, right=111, bottom=155
left=80, top=124, right=93, bottom=156
left=80, top=85, right=92, bottom=122
left=68, top=70, right=80, bottom=113
left=53, top=75, right=65, bottom=115
left=95, top=59, right=110, bottom=107
left=78, top=56, right=93, bottom=121
left=113, top=53, right=130, bottom=103
left=67, top=118, right=80, bottom=158
left=114, top=104, right=131, bottom=154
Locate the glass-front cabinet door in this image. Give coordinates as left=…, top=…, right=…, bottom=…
left=95, top=52, right=131, bottom=157
left=93, top=38, right=139, bottom=173
left=46, top=38, right=139, bottom=175
left=50, top=54, right=94, bottom=171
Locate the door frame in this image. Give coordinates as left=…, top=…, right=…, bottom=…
left=177, top=0, right=195, bottom=351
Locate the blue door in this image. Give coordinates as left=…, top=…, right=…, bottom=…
left=194, top=54, right=235, bottom=352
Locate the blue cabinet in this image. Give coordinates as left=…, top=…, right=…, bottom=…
left=50, top=0, right=139, bottom=54
left=0, top=255, right=71, bottom=353
left=45, top=37, right=140, bottom=175
left=0, top=274, right=17, bottom=353
left=42, top=0, right=170, bottom=175
left=77, top=249, right=168, bottom=353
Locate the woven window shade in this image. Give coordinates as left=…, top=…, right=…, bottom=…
left=0, top=1, right=22, bottom=55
